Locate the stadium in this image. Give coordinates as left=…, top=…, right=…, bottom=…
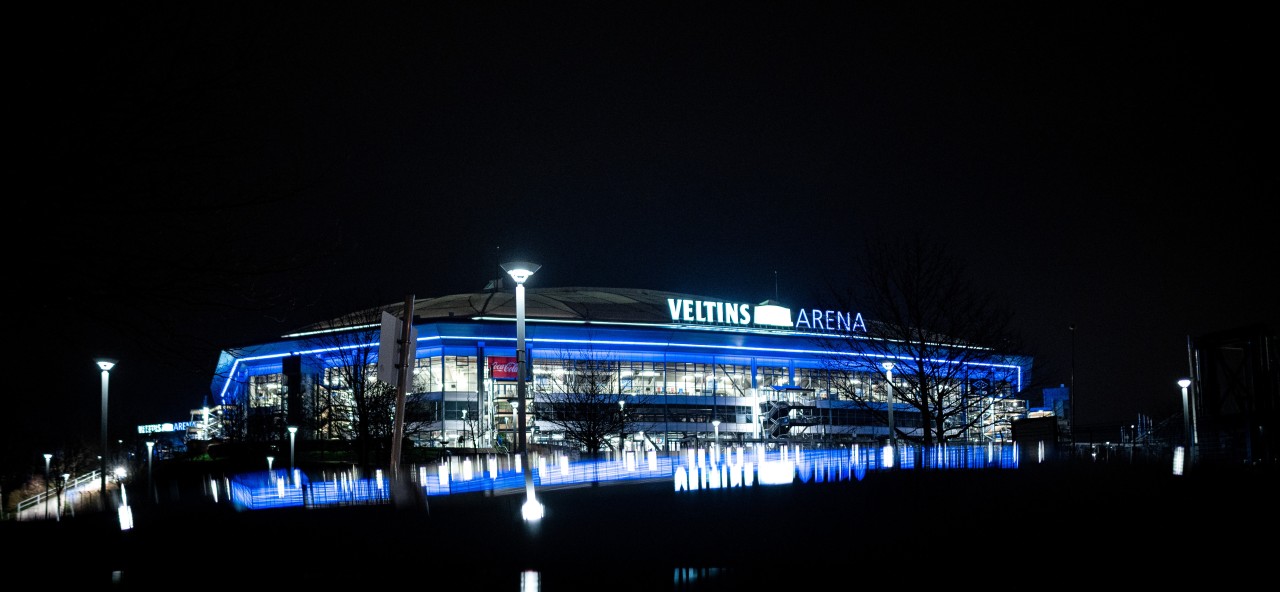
left=207, top=281, right=1035, bottom=476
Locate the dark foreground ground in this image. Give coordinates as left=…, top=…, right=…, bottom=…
left=7, top=461, right=1276, bottom=590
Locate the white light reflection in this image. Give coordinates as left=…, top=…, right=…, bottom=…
left=521, top=570, right=541, bottom=591
left=220, top=442, right=1035, bottom=509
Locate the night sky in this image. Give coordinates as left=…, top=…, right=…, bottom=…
left=8, top=4, right=1273, bottom=484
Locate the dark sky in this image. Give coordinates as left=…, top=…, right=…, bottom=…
left=8, top=4, right=1273, bottom=482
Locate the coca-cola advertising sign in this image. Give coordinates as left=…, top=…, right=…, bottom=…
left=490, top=356, right=519, bottom=381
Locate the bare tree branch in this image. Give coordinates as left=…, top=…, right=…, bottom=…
left=819, top=235, right=1035, bottom=456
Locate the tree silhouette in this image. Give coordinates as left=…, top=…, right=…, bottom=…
left=819, top=235, right=1033, bottom=465
left=533, top=348, right=656, bottom=461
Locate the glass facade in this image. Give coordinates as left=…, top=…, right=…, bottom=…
left=211, top=288, right=1032, bottom=459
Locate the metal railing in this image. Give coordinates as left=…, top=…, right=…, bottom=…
left=15, top=470, right=101, bottom=519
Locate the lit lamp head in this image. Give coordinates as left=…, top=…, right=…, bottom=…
left=288, top=426, right=298, bottom=435
left=1178, top=378, right=1192, bottom=389
left=882, top=361, right=895, bottom=373
left=97, top=359, right=116, bottom=372
left=501, top=261, right=541, bottom=285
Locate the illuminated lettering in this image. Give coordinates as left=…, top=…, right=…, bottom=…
left=666, top=298, right=858, bottom=332
left=786, top=307, right=864, bottom=332
left=136, top=421, right=196, bottom=434
left=668, top=298, right=752, bottom=326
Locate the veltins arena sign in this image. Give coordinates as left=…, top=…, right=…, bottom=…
left=666, top=298, right=866, bottom=332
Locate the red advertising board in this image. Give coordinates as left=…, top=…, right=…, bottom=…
left=489, top=356, right=519, bottom=380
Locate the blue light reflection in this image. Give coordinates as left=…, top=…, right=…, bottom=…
left=227, top=443, right=1019, bottom=511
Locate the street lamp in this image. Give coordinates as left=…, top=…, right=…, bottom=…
left=882, top=361, right=897, bottom=468
left=113, top=467, right=128, bottom=508
left=288, top=426, right=298, bottom=475
left=712, top=419, right=721, bottom=463
left=1069, top=323, right=1076, bottom=449
left=502, top=261, right=540, bottom=455
left=502, top=259, right=543, bottom=521
left=96, top=359, right=116, bottom=502
left=267, top=455, right=275, bottom=473
left=60, top=473, right=70, bottom=519
left=1178, top=378, right=1193, bottom=471
left=619, top=399, right=627, bottom=458
left=43, top=453, right=52, bottom=519
left=145, top=441, right=155, bottom=504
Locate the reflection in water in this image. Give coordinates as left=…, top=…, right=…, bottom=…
left=229, top=443, right=1021, bottom=510
left=674, top=567, right=729, bottom=588
left=518, top=568, right=739, bottom=591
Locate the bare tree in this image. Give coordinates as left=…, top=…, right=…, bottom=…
left=6, top=439, right=98, bottom=518
left=303, top=309, right=397, bottom=473
left=400, top=389, right=442, bottom=456
left=533, top=349, right=656, bottom=461
left=460, top=407, right=482, bottom=451
left=820, top=235, right=1032, bottom=462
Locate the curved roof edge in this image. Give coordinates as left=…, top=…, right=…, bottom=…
left=302, top=287, right=742, bottom=332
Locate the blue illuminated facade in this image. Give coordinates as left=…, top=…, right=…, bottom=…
left=210, top=286, right=1033, bottom=458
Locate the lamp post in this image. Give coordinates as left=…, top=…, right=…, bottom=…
left=882, top=361, right=897, bottom=468
left=43, top=453, right=52, bottom=519
left=712, top=419, right=721, bottom=464
left=502, top=260, right=543, bottom=521
left=60, top=473, right=69, bottom=519
left=112, top=467, right=133, bottom=531
left=619, top=399, right=627, bottom=458
left=267, top=455, right=275, bottom=473
left=113, top=467, right=127, bottom=508
left=145, top=441, right=154, bottom=504
left=1069, top=323, right=1076, bottom=449
left=96, top=359, right=115, bottom=502
left=288, top=426, right=298, bottom=475
left=1178, top=378, right=1193, bottom=471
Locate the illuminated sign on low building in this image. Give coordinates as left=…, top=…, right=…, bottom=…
left=137, top=421, right=196, bottom=434
left=667, top=298, right=865, bottom=332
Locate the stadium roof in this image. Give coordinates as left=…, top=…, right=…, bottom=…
left=298, top=286, right=746, bottom=333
